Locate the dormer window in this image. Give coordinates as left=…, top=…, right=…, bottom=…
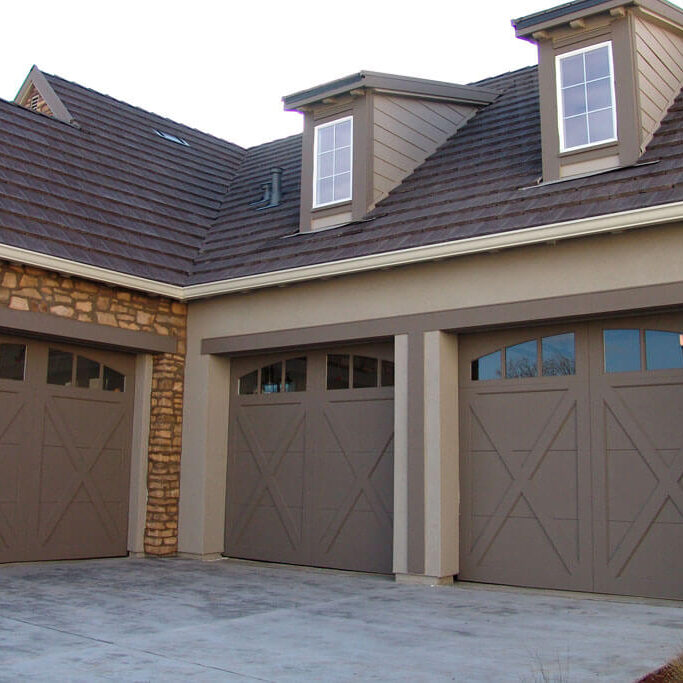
left=313, top=116, right=353, bottom=207
left=556, top=41, right=617, bottom=152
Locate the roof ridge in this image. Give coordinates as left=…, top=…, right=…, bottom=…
left=42, top=71, right=247, bottom=154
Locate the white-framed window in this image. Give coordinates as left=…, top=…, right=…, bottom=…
left=556, top=41, right=617, bottom=152
left=313, top=116, right=353, bottom=207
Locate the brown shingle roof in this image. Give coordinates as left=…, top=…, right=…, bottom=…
left=1, top=67, right=681, bottom=288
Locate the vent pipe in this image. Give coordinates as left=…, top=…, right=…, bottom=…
left=257, top=167, right=283, bottom=210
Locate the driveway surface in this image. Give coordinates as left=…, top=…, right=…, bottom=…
left=0, top=557, right=680, bottom=681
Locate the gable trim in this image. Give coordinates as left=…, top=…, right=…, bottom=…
left=0, top=201, right=681, bottom=301
left=14, top=66, right=78, bottom=127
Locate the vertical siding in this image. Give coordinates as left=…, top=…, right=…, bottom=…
left=634, top=17, right=683, bottom=150
left=372, top=95, right=476, bottom=207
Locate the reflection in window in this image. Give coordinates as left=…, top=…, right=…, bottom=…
left=76, top=356, right=101, bottom=389
left=381, top=360, right=395, bottom=387
left=604, top=329, right=641, bottom=373
left=542, top=333, right=576, bottom=376
left=103, top=366, right=126, bottom=392
left=0, top=343, right=26, bottom=381
left=239, top=370, right=258, bottom=395
left=506, top=340, right=538, bottom=378
left=47, top=349, right=73, bottom=386
left=285, top=357, right=307, bottom=392
left=327, top=354, right=350, bottom=390
left=645, top=330, right=683, bottom=371
left=354, top=356, right=378, bottom=388
left=471, top=350, right=502, bottom=381
left=261, top=362, right=282, bottom=393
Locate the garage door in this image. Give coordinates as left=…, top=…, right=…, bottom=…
left=0, top=335, right=134, bottom=563
left=225, top=344, right=394, bottom=573
left=459, top=313, right=683, bottom=600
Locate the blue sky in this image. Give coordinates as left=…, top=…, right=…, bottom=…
left=3, top=0, right=678, bottom=147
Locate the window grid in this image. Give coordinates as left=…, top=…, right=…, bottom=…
left=313, top=117, right=353, bottom=208
left=556, top=42, right=617, bottom=152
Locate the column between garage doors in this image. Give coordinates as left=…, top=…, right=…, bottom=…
left=394, top=330, right=460, bottom=583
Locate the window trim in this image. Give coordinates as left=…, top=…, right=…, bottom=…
left=312, top=115, right=353, bottom=209
left=555, top=40, right=618, bottom=153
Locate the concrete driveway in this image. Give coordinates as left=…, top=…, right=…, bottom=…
left=0, top=558, right=680, bottom=682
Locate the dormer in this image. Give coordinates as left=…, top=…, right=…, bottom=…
left=283, top=72, right=498, bottom=232
left=14, top=65, right=77, bottom=127
left=514, top=0, right=683, bottom=181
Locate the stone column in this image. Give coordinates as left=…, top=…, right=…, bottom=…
left=393, top=330, right=460, bottom=584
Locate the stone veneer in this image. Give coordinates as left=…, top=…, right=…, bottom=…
left=0, top=262, right=186, bottom=556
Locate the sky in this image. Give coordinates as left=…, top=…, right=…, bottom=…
left=2, top=0, right=680, bottom=148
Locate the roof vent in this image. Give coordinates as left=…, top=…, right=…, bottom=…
left=254, top=168, right=283, bottom=210
left=153, top=129, right=189, bottom=146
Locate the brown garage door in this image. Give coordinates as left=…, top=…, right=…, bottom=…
left=459, top=313, right=683, bottom=600
left=0, top=335, right=134, bottom=563
left=225, top=344, right=394, bottom=573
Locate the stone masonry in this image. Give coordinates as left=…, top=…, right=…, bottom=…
left=0, top=262, right=186, bottom=556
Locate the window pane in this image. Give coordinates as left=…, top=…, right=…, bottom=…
left=327, top=354, right=349, bottom=390
left=317, top=177, right=333, bottom=205
left=47, top=349, right=73, bottom=386
left=563, top=84, right=587, bottom=117
left=334, top=147, right=351, bottom=174
left=471, top=350, right=501, bottom=381
left=239, top=369, right=258, bottom=395
left=76, top=356, right=101, bottom=389
left=585, top=46, right=610, bottom=81
left=564, top=114, right=589, bottom=149
left=381, top=360, right=395, bottom=387
left=588, top=108, right=614, bottom=143
left=604, top=329, right=641, bottom=373
left=560, top=53, right=584, bottom=87
left=542, top=333, right=576, bottom=376
left=103, top=366, right=126, bottom=392
left=586, top=77, right=612, bottom=112
left=335, top=119, right=352, bottom=147
left=261, top=362, right=282, bottom=393
left=318, top=125, right=334, bottom=152
left=506, top=340, right=538, bottom=378
left=0, top=343, right=26, bottom=381
left=285, top=357, right=307, bottom=392
left=318, top=151, right=334, bottom=178
left=645, top=330, right=683, bottom=371
left=353, top=356, right=378, bottom=388
left=333, top=172, right=351, bottom=202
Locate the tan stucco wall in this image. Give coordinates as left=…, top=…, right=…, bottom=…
left=186, top=224, right=683, bottom=339
left=179, top=223, right=683, bottom=562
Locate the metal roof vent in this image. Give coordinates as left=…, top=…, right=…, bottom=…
left=252, top=168, right=283, bottom=210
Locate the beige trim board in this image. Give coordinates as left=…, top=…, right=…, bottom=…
left=395, top=573, right=455, bottom=586
left=1, top=201, right=682, bottom=301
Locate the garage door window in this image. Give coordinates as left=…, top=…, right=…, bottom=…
left=327, top=354, right=394, bottom=390
left=0, top=343, right=26, bottom=381
left=472, top=333, right=576, bottom=381
left=239, top=357, right=307, bottom=395
left=47, top=348, right=126, bottom=391
left=605, top=329, right=683, bottom=372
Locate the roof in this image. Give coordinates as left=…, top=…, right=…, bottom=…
left=282, top=71, right=498, bottom=110
left=1, top=65, right=682, bottom=292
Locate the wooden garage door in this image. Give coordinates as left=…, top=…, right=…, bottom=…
left=225, top=344, right=394, bottom=573
left=0, top=335, right=134, bottom=563
left=459, top=313, right=683, bottom=600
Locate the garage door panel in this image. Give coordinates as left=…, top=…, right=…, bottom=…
left=0, top=336, right=134, bottom=564
left=226, top=347, right=394, bottom=573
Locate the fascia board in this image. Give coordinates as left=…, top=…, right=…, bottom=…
left=1, top=201, right=681, bottom=302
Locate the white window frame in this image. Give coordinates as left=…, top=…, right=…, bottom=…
left=312, top=115, right=353, bottom=209
left=555, top=41, right=618, bottom=153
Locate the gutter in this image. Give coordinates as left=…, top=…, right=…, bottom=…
left=1, top=201, right=682, bottom=302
